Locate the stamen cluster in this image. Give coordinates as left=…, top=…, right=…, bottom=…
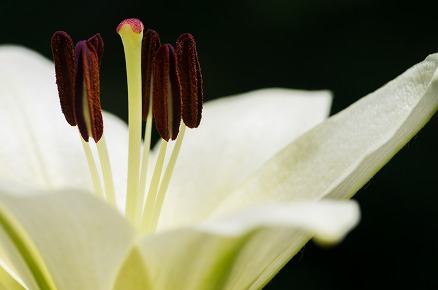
left=141, top=28, right=204, bottom=141
left=51, top=32, right=104, bottom=142
left=51, top=22, right=203, bottom=143
left=50, top=18, right=204, bottom=232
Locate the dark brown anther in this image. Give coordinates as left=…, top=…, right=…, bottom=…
left=141, top=29, right=161, bottom=120
left=176, top=33, right=203, bottom=128
left=74, top=35, right=104, bottom=142
left=153, top=44, right=181, bottom=141
left=87, top=34, right=104, bottom=66
left=51, top=31, right=104, bottom=142
left=51, top=31, right=77, bottom=126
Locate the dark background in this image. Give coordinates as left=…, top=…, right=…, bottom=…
left=2, top=0, right=437, bottom=289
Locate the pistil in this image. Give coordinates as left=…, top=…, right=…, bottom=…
left=117, top=19, right=144, bottom=223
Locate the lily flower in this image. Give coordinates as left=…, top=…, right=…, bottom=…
left=0, top=17, right=436, bottom=290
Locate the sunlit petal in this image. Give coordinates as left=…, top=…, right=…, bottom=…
left=159, top=88, right=332, bottom=229
left=213, top=52, right=438, bottom=216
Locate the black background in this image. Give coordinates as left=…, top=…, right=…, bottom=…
left=2, top=0, right=437, bottom=289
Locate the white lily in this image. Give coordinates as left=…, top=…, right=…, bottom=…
left=0, top=18, right=436, bottom=290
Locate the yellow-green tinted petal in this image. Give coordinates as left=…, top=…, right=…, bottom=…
left=214, top=52, right=438, bottom=216
left=0, top=186, right=135, bottom=290
left=0, top=265, right=27, bottom=290
left=159, top=88, right=332, bottom=230
left=202, top=201, right=359, bottom=290
left=0, top=222, right=38, bottom=290
left=122, top=200, right=358, bottom=290
left=112, top=247, right=151, bottom=290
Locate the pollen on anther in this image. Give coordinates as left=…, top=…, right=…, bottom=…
left=74, top=35, right=104, bottom=142
left=142, top=29, right=161, bottom=120
left=51, top=31, right=77, bottom=126
left=153, top=44, right=181, bottom=141
left=176, top=33, right=203, bottom=128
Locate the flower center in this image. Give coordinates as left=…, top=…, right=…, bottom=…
left=50, top=18, right=203, bottom=234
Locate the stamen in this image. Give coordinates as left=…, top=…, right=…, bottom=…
left=140, top=33, right=204, bottom=233
left=51, top=31, right=76, bottom=126
left=153, top=44, right=181, bottom=141
left=74, top=35, right=104, bottom=142
left=137, top=29, right=161, bottom=227
left=141, top=43, right=182, bottom=231
left=144, top=123, right=187, bottom=233
left=80, top=137, right=104, bottom=198
left=141, top=29, right=161, bottom=120
left=176, top=33, right=203, bottom=128
left=96, top=136, right=116, bottom=206
left=141, top=139, right=168, bottom=233
left=141, top=43, right=182, bottom=232
left=87, top=33, right=104, bottom=65
left=51, top=32, right=115, bottom=206
left=51, top=32, right=104, bottom=141
left=74, top=35, right=117, bottom=206
left=117, top=18, right=144, bottom=223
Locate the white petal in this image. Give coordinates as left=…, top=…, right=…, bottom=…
left=158, top=88, right=332, bottom=229
left=214, top=52, right=438, bottom=216
left=0, top=45, right=85, bottom=190
left=0, top=186, right=135, bottom=290
left=198, top=200, right=359, bottom=245
left=0, top=45, right=129, bottom=200
left=118, top=200, right=358, bottom=290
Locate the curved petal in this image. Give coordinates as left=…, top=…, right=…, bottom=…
left=0, top=186, right=135, bottom=290
left=118, top=200, right=358, bottom=290
left=0, top=223, right=38, bottom=290
left=0, top=262, right=28, bottom=290
left=112, top=247, right=151, bottom=290
left=213, top=52, right=438, bottom=216
left=198, top=200, right=359, bottom=245
left=158, top=88, right=332, bottom=230
left=0, top=45, right=129, bottom=199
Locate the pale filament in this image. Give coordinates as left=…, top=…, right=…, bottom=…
left=80, top=137, right=103, bottom=198
left=80, top=133, right=116, bottom=208
left=136, top=80, right=154, bottom=228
